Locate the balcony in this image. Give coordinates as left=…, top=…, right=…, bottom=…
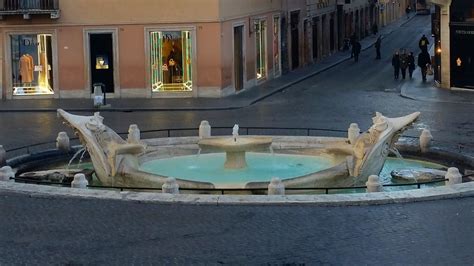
left=0, top=0, right=60, bottom=19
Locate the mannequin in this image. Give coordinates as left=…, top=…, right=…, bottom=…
left=19, top=54, right=34, bottom=84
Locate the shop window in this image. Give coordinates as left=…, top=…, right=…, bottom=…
left=150, top=31, right=193, bottom=92
left=255, top=20, right=267, bottom=80
left=11, top=34, right=54, bottom=95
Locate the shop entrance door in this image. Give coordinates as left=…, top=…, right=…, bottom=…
left=234, top=25, right=244, bottom=91
left=451, top=25, right=474, bottom=89
left=290, top=11, right=300, bottom=69
left=89, top=33, right=114, bottom=93
left=312, top=17, right=318, bottom=60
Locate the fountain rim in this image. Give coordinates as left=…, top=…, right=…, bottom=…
left=1, top=181, right=473, bottom=206
left=3, top=134, right=474, bottom=205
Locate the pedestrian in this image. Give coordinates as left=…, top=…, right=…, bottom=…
left=392, top=51, right=400, bottom=80
left=408, top=52, right=416, bottom=79
left=353, top=41, right=361, bottom=62
left=350, top=33, right=357, bottom=58
left=405, top=6, right=411, bottom=19
left=399, top=49, right=409, bottom=79
left=419, top=34, right=429, bottom=52
left=372, top=23, right=378, bottom=36
left=417, top=50, right=431, bottom=82
left=374, top=36, right=382, bottom=59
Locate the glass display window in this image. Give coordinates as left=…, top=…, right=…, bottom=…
left=11, top=34, right=54, bottom=95
left=255, top=20, right=267, bottom=80
left=150, top=30, right=193, bottom=92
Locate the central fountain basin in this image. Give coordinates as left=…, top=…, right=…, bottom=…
left=140, top=152, right=336, bottom=187
left=198, top=137, right=273, bottom=169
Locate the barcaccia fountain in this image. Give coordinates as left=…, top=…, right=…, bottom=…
left=57, top=109, right=421, bottom=189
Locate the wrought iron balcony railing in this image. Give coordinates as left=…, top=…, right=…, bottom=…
left=0, top=0, right=60, bottom=19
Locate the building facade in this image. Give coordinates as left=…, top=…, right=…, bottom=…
left=430, top=0, right=474, bottom=90
left=0, top=0, right=407, bottom=100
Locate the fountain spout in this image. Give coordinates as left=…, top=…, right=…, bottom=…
left=232, top=124, right=239, bottom=142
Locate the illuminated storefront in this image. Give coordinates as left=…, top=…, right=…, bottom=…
left=255, top=19, right=267, bottom=81
left=10, top=33, right=54, bottom=96
left=149, top=30, right=193, bottom=92
left=450, top=0, right=474, bottom=89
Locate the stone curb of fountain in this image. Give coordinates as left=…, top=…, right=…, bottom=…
left=1, top=180, right=473, bottom=207
left=0, top=18, right=414, bottom=113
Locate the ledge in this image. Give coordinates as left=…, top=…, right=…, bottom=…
left=1, top=181, right=473, bottom=206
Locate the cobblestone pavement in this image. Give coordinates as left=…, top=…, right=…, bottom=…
left=1, top=192, right=473, bottom=265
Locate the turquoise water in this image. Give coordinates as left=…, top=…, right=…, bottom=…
left=139, top=153, right=447, bottom=188
left=140, top=152, right=335, bottom=186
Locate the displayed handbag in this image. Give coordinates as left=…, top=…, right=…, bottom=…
left=426, top=65, right=434, bottom=75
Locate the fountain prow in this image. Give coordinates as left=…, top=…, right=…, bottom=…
left=57, top=109, right=215, bottom=189
left=57, top=109, right=145, bottom=183
left=348, top=112, right=420, bottom=181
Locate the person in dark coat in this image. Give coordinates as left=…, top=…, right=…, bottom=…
left=407, top=52, right=416, bottom=79
left=399, top=49, right=409, bottom=79
left=350, top=33, right=357, bottom=58
left=392, top=51, right=400, bottom=80
left=417, top=50, right=431, bottom=82
left=419, top=34, right=429, bottom=52
left=353, top=41, right=361, bottom=62
left=374, top=36, right=382, bottom=59
left=372, top=23, right=378, bottom=35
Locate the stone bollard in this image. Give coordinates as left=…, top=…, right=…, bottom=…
left=348, top=123, right=360, bottom=145
left=366, top=175, right=383, bottom=193
left=127, top=124, right=141, bottom=144
left=268, top=177, right=285, bottom=195
left=162, top=177, right=180, bottom=194
left=56, top=132, right=70, bottom=152
left=199, top=121, right=211, bottom=139
left=71, top=173, right=88, bottom=189
left=445, top=167, right=462, bottom=185
left=0, top=145, right=6, bottom=167
left=419, top=129, right=433, bottom=153
left=0, top=166, right=14, bottom=181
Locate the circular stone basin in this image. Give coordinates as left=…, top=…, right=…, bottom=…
left=140, top=152, right=335, bottom=187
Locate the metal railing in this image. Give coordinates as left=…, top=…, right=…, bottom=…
left=4, top=126, right=350, bottom=159
left=1, top=0, right=58, bottom=10
left=4, top=125, right=474, bottom=159
left=10, top=177, right=450, bottom=195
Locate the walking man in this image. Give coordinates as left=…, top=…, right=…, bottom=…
left=375, top=36, right=382, bottom=59
left=392, top=50, right=400, bottom=80
left=400, top=49, right=409, bottom=79
left=350, top=33, right=357, bottom=58
left=353, top=41, right=361, bottom=62
left=417, top=50, right=431, bottom=82
left=419, top=34, right=429, bottom=52
left=408, top=52, right=416, bottom=79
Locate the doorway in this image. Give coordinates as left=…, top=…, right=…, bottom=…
left=312, top=17, right=318, bottom=60
left=89, top=33, right=114, bottom=93
left=451, top=25, right=474, bottom=89
left=233, top=25, right=244, bottom=92
left=290, top=11, right=300, bottom=69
